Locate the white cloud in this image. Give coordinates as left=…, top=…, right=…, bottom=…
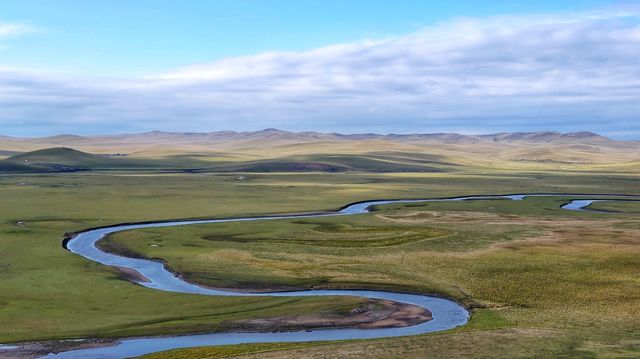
left=0, top=21, right=36, bottom=38
left=0, top=9, right=639, bottom=137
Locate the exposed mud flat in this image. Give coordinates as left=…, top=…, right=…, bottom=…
left=235, top=299, right=432, bottom=331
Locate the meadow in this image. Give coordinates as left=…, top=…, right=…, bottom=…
left=0, top=142, right=638, bottom=357
left=101, top=196, right=640, bottom=358
left=588, top=200, right=640, bottom=213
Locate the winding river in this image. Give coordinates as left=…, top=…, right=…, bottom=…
left=38, top=194, right=638, bottom=358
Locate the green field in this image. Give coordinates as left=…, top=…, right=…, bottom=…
left=101, top=196, right=640, bottom=359
left=0, top=161, right=638, bottom=357
left=588, top=200, right=640, bottom=213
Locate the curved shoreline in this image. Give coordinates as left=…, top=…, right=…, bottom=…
left=31, top=193, right=640, bottom=358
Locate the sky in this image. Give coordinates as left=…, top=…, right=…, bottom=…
left=0, top=0, right=639, bottom=138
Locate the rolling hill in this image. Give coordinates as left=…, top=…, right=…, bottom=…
left=1, top=147, right=129, bottom=172
left=0, top=147, right=209, bottom=172
left=0, top=147, right=455, bottom=173
left=0, top=130, right=638, bottom=173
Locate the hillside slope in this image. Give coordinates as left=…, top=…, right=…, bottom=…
left=0, top=131, right=638, bottom=172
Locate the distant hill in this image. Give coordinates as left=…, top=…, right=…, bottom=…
left=2, top=147, right=123, bottom=172
left=127, top=129, right=622, bottom=145
left=0, top=160, right=42, bottom=173
left=207, top=153, right=452, bottom=173
left=0, top=147, right=453, bottom=173
left=8, top=147, right=114, bottom=166
left=0, top=130, right=637, bottom=173
left=0, top=129, right=632, bottom=147
left=0, top=147, right=209, bottom=172
left=32, top=134, right=90, bottom=143
left=0, top=150, right=21, bottom=157
left=475, top=131, right=612, bottom=144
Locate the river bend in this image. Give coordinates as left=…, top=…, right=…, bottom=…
left=43, top=194, right=638, bottom=358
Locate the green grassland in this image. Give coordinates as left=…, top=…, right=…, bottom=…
left=0, top=175, right=379, bottom=342
left=0, top=166, right=638, bottom=357
left=588, top=200, right=640, bottom=213
left=102, top=196, right=640, bottom=358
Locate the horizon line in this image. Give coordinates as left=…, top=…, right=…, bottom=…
left=2, top=128, right=637, bottom=142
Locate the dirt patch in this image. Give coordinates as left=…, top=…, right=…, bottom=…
left=232, top=299, right=431, bottom=331
left=113, top=266, right=150, bottom=283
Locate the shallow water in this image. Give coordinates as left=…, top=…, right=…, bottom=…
left=560, top=199, right=599, bottom=211
left=43, top=194, right=637, bottom=358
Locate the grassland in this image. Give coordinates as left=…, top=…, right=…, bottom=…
left=0, top=142, right=638, bottom=358
left=2, top=129, right=640, bottom=174
left=588, top=200, right=640, bottom=213
left=99, top=196, right=640, bottom=358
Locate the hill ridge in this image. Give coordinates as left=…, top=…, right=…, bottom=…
left=0, top=129, right=631, bottom=145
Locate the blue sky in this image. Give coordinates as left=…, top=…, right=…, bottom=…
left=0, top=0, right=614, bottom=75
left=0, top=0, right=639, bottom=138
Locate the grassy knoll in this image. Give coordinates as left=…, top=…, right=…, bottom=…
left=0, top=170, right=638, bottom=357
left=99, top=197, right=640, bottom=358
left=0, top=147, right=213, bottom=172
